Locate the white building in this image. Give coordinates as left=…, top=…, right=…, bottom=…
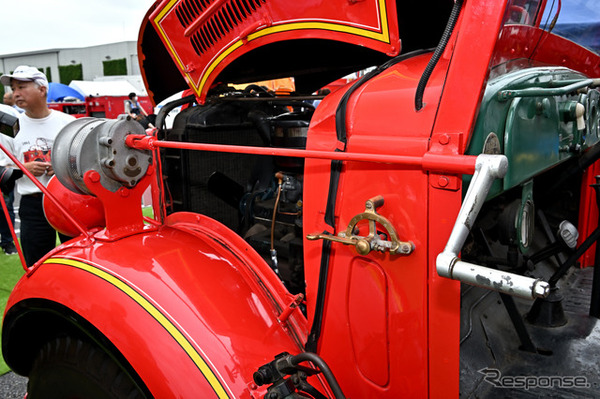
left=0, top=41, right=142, bottom=86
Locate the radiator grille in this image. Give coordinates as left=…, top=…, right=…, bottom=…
left=166, top=126, right=265, bottom=230
left=175, top=0, right=267, bottom=56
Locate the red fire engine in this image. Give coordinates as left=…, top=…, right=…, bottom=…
left=48, top=92, right=153, bottom=120
left=2, top=0, right=600, bottom=397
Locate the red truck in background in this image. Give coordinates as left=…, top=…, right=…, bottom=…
left=2, top=0, right=600, bottom=398
left=47, top=80, right=152, bottom=119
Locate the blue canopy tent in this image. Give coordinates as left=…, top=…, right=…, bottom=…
left=47, top=82, right=85, bottom=102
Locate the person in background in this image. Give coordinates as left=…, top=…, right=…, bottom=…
left=3, top=92, right=24, bottom=113
left=0, top=103, right=18, bottom=255
left=125, top=92, right=155, bottom=129
left=0, top=66, right=75, bottom=266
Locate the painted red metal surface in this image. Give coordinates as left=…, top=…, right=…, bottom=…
left=86, top=95, right=153, bottom=119
left=301, top=49, right=455, bottom=396
left=5, top=212, right=312, bottom=398
left=6, top=1, right=600, bottom=398
left=492, top=24, right=600, bottom=78
left=150, top=0, right=400, bottom=101
left=43, top=176, right=105, bottom=237
left=578, top=160, right=600, bottom=267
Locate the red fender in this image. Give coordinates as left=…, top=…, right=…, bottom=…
left=3, top=212, right=310, bottom=398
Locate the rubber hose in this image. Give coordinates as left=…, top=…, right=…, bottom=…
left=291, top=352, right=346, bottom=399
left=414, top=0, right=464, bottom=111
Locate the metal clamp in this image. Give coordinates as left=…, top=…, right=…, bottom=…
left=436, top=154, right=550, bottom=299
left=307, top=195, right=414, bottom=256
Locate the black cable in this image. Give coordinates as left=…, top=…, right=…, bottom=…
left=291, top=352, right=346, bottom=399
left=414, top=0, right=463, bottom=111
left=548, top=226, right=600, bottom=287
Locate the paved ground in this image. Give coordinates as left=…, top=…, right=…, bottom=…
left=0, top=372, right=27, bottom=398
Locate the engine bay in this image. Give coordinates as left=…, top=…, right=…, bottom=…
left=163, top=86, right=316, bottom=294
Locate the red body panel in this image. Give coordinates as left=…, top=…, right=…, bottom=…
left=492, top=24, right=600, bottom=78
left=6, top=213, right=310, bottom=398
left=150, top=0, right=399, bottom=101
left=303, top=53, right=449, bottom=397
left=4, top=1, right=600, bottom=398
left=578, top=161, right=600, bottom=266
left=425, top=2, right=507, bottom=396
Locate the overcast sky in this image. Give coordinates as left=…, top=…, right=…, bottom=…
left=2, top=0, right=598, bottom=56
left=1, top=0, right=155, bottom=55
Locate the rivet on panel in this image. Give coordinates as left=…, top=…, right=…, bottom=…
left=438, top=176, right=450, bottom=187
left=439, top=134, right=451, bottom=145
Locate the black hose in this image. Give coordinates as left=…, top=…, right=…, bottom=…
left=414, top=0, right=464, bottom=111
left=155, top=94, right=197, bottom=131
left=291, top=352, right=346, bottom=399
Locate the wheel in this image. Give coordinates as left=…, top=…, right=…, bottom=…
left=27, top=336, right=148, bottom=399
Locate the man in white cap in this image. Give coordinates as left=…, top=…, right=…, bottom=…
left=0, top=65, right=75, bottom=266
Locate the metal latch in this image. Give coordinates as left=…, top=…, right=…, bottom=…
left=307, top=195, right=414, bottom=256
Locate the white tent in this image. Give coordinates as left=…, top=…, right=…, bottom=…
left=93, top=75, right=148, bottom=96
left=68, top=80, right=142, bottom=97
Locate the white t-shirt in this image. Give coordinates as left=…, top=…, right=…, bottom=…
left=13, top=110, right=75, bottom=195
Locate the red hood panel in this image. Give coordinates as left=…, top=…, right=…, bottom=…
left=150, top=0, right=400, bottom=101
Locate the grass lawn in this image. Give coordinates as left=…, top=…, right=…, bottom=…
left=0, top=250, right=25, bottom=375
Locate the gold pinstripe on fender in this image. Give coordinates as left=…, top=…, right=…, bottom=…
left=44, top=257, right=231, bottom=399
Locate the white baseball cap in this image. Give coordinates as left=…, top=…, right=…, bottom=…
left=0, top=65, right=49, bottom=88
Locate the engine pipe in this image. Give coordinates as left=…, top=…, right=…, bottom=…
left=155, top=94, right=196, bottom=131
left=125, top=134, right=478, bottom=175
left=436, top=154, right=550, bottom=299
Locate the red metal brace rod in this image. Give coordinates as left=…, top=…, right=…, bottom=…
left=125, top=134, right=479, bottom=175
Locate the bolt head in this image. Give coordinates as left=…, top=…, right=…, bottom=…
left=438, top=176, right=450, bottom=187
left=88, top=170, right=101, bottom=183
left=533, top=281, right=550, bottom=298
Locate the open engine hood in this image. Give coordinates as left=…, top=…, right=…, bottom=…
left=139, top=0, right=454, bottom=104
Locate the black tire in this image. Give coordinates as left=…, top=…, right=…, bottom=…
left=27, top=336, right=148, bottom=399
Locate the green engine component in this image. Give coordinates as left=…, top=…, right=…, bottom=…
left=466, top=67, right=600, bottom=198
